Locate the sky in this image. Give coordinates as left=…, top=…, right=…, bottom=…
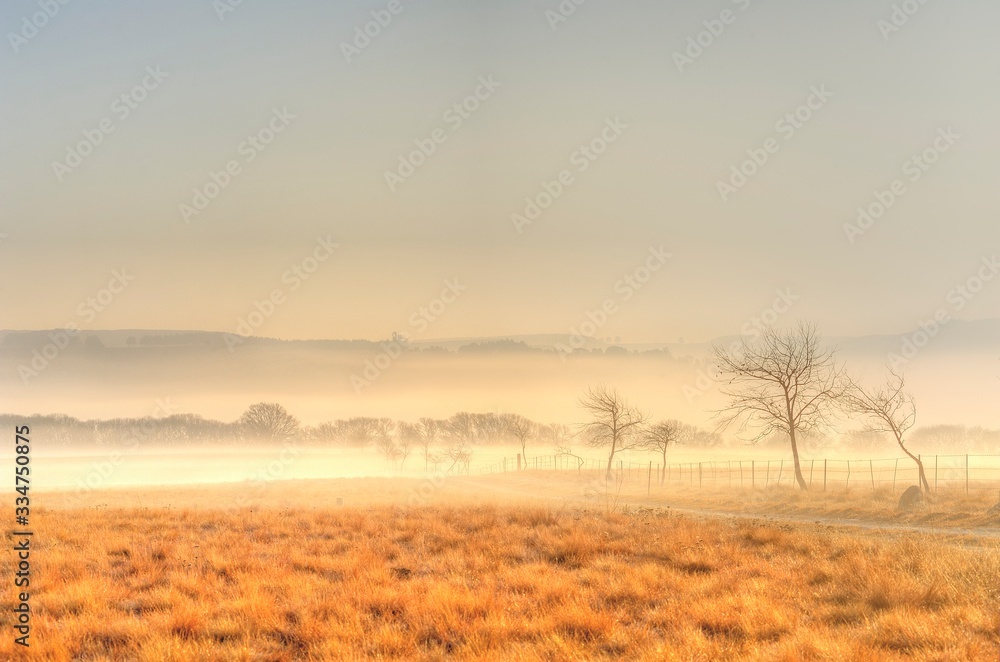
left=2, top=0, right=999, bottom=344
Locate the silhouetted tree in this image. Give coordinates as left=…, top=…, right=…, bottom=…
left=845, top=368, right=929, bottom=493
left=578, top=385, right=647, bottom=479
left=641, top=420, right=683, bottom=484
left=238, top=403, right=300, bottom=443
left=713, top=322, right=845, bottom=490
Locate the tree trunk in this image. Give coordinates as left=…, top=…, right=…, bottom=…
left=788, top=428, right=808, bottom=490
left=660, top=448, right=667, bottom=484
left=897, top=439, right=931, bottom=493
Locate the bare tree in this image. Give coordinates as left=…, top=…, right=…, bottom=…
left=395, top=422, right=419, bottom=472
left=442, top=440, right=473, bottom=474
left=578, top=385, right=647, bottom=479
left=503, top=414, right=536, bottom=467
left=238, top=403, right=300, bottom=443
left=641, top=420, right=683, bottom=484
left=713, top=322, right=845, bottom=490
left=845, top=368, right=929, bottom=493
left=415, top=418, right=442, bottom=471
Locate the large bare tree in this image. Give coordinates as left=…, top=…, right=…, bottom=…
left=578, top=385, right=647, bottom=479
left=845, top=368, right=929, bottom=493
left=641, top=420, right=683, bottom=484
left=713, top=322, right=845, bottom=490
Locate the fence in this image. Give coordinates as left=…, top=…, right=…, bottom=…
left=478, top=453, right=1000, bottom=494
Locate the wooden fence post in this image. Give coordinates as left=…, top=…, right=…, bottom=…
left=698, top=462, right=703, bottom=489
left=869, top=459, right=875, bottom=493
left=892, top=458, right=898, bottom=491
left=809, top=459, right=814, bottom=488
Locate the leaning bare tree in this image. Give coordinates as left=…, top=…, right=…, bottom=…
left=845, top=368, right=929, bottom=493
left=578, top=385, right=647, bottom=479
left=641, top=420, right=683, bottom=484
left=713, top=322, right=845, bottom=490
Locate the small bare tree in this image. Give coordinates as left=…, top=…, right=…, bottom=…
left=416, top=418, right=442, bottom=471
left=578, top=385, right=647, bottom=479
left=503, top=414, right=536, bottom=467
left=641, top=420, right=683, bottom=484
left=713, top=322, right=845, bottom=490
left=845, top=368, right=929, bottom=493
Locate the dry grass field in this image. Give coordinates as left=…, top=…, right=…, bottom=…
left=2, top=481, right=998, bottom=660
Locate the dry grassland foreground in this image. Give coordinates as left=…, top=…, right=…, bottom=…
left=0, top=497, right=997, bottom=661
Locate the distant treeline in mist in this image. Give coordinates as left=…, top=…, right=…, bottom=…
left=3, top=405, right=998, bottom=458
left=0, top=331, right=672, bottom=357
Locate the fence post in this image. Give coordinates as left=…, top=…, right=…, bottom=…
left=869, top=459, right=875, bottom=493
left=823, top=459, right=827, bottom=492
left=893, top=458, right=898, bottom=491
left=846, top=461, right=851, bottom=489
left=698, top=462, right=703, bottom=489
left=966, top=454, right=969, bottom=494
left=809, top=459, right=814, bottom=488
left=765, top=460, right=770, bottom=487
left=777, top=460, right=783, bottom=486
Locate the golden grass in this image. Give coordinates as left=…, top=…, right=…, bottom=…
left=1, top=494, right=998, bottom=660
left=462, top=470, right=1000, bottom=532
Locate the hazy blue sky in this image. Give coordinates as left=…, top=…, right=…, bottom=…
left=2, top=0, right=998, bottom=342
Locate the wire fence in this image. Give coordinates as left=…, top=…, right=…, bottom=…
left=477, top=453, right=1000, bottom=494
